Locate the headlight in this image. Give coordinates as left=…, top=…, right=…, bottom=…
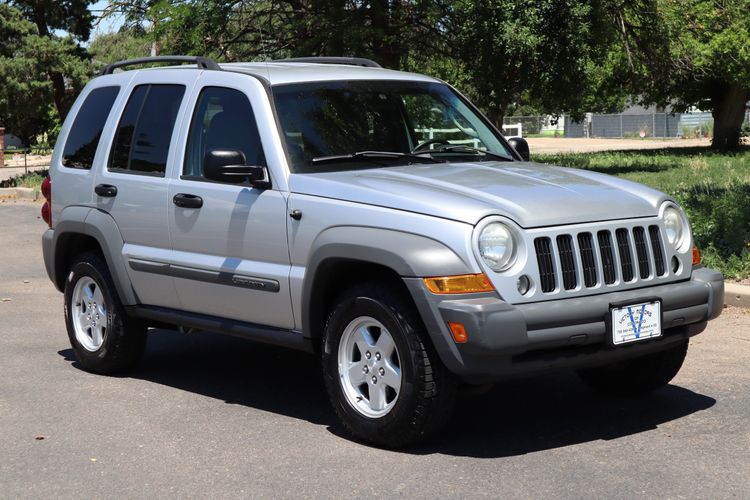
left=478, top=222, right=516, bottom=271
left=663, top=205, right=687, bottom=250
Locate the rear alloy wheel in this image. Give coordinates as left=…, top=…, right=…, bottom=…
left=64, top=252, right=146, bottom=374
left=322, top=283, right=456, bottom=448
left=70, top=276, right=108, bottom=352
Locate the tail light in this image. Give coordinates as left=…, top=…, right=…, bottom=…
left=41, top=176, right=51, bottom=227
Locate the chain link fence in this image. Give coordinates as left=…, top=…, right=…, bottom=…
left=503, top=112, right=717, bottom=139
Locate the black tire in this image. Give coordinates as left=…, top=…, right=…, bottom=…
left=64, top=251, right=147, bottom=374
left=578, top=340, right=689, bottom=396
left=322, top=283, right=457, bottom=448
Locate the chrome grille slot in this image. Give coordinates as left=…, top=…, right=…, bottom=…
left=556, top=235, right=577, bottom=290
left=577, top=232, right=597, bottom=287
left=597, top=230, right=617, bottom=284
left=534, top=237, right=556, bottom=293
left=615, top=228, right=635, bottom=282
left=633, top=227, right=651, bottom=279
left=524, top=219, right=679, bottom=302
left=649, top=225, right=666, bottom=276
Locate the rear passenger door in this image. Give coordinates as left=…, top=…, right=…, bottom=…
left=167, top=72, right=293, bottom=329
left=95, top=72, right=196, bottom=308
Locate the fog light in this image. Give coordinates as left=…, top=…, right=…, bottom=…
left=448, top=322, right=468, bottom=343
left=517, top=275, right=531, bottom=295
left=671, top=256, right=680, bottom=273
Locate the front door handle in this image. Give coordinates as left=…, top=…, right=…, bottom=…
left=173, top=193, right=203, bottom=209
left=94, top=184, right=118, bottom=197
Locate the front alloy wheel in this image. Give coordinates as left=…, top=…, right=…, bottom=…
left=322, top=283, right=456, bottom=448
left=337, top=317, right=402, bottom=418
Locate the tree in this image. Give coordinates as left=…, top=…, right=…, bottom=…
left=88, top=29, right=151, bottom=68
left=8, top=0, right=95, bottom=119
left=449, top=0, right=604, bottom=127
left=0, top=5, right=79, bottom=144
left=609, top=0, right=750, bottom=149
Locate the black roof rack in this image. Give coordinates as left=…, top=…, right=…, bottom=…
left=273, top=57, right=381, bottom=68
left=99, top=56, right=221, bottom=76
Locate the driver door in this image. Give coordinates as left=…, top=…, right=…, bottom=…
left=167, top=72, right=293, bottom=329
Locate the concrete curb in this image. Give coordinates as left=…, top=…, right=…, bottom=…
left=725, top=283, right=750, bottom=309
left=0, top=187, right=40, bottom=201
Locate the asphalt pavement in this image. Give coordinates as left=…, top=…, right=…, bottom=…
left=1, top=202, right=748, bottom=498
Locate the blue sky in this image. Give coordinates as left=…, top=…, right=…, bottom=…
left=89, top=1, right=126, bottom=39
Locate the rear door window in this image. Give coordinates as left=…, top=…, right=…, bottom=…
left=109, top=84, right=186, bottom=176
left=62, top=86, right=120, bottom=169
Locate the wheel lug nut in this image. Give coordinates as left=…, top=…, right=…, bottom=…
left=379, top=367, right=385, bottom=376
left=371, top=376, right=377, bottom=384
left=363, top=366, right=369, bottom=374
left=375, top=352, right=381, bottom=360
left=365, top=351, right=371, bottom=359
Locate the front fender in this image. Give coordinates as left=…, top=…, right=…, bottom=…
left=301, top=226, right=475, bottom=337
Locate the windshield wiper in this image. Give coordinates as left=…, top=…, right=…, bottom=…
left=311, top=151, right=443, bottom=165
left=414, top=145, right=514, bottom=162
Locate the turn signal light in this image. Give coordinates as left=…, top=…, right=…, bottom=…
left=423, top=273, right=495, bottom=294
left=448, top=322, right=468, bottom=343
left=692, top=245, right=701, bottom=266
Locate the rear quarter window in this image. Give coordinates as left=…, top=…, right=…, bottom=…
left=62, top=86, right=120, bottom=169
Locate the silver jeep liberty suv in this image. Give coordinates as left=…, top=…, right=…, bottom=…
left=41, top=56, right=724, bottom=448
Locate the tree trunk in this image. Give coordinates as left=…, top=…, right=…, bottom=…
left=486, top=105, right=507, bottom=132
left=711, top=84, right=749, bottom=150
left=31, top=9, right=68, bottom=120
left=369, top=0, right=402, bottom=69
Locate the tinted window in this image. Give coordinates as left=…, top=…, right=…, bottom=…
left=62, top=86, right=120, bottom=169
left=272, top=81, right=511, bottom=173
left=109, top=84, right=185, bottom=175
left=184, top=87, right=265, bottom=179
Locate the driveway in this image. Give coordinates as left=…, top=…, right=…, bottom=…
left=1, top=203, right=748, bottom=498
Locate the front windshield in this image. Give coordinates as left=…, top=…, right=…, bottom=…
left=272, top=80, right=513, bottom=172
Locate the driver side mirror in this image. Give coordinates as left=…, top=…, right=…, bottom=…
left=508, top=137, right=530, bottom=162
left=203, top=150, right=270, bottom=188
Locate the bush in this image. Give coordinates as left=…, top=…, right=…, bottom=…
left=674, top=182, right=750, bottom=279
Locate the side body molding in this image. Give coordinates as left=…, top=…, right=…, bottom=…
left=50, top=206, right=138, bottom=305
left=299, top=226, right=474, bottom=337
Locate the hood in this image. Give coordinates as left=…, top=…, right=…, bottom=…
left=288, top=161, right=669, bottom=228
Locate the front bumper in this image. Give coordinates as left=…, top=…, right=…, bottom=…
left=405, top=267, right=724, bottom=383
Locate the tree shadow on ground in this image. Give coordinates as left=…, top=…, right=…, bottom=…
left=59, top=328, right=715, bottom=458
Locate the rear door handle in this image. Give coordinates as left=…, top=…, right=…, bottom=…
left=94, top=184, right=118, bottom=197
left=173, top=193, right=203, bottom=209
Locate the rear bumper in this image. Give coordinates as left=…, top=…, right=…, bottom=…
left=42, top=228, right=58, bottom=291
left=405, top=267, right=724, bottom=383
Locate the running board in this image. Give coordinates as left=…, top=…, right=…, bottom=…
left=126, top=305, right=314, bottom=353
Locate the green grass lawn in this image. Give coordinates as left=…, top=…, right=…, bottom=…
left=0, top=169, right=48, bottom=189
left=533, top=147, right=750, bottom=280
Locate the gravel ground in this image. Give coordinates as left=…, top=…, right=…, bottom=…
left=1, top=203, right=748, bottom=499
left=527, top=137, right=711, bottom=154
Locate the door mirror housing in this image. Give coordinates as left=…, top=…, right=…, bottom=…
left=203, top=150, right=270, bottom=188
left=508, top=137, right=530, bottom=161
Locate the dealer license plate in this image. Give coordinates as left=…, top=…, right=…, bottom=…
left=610, top=301, right=662, bottom=345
